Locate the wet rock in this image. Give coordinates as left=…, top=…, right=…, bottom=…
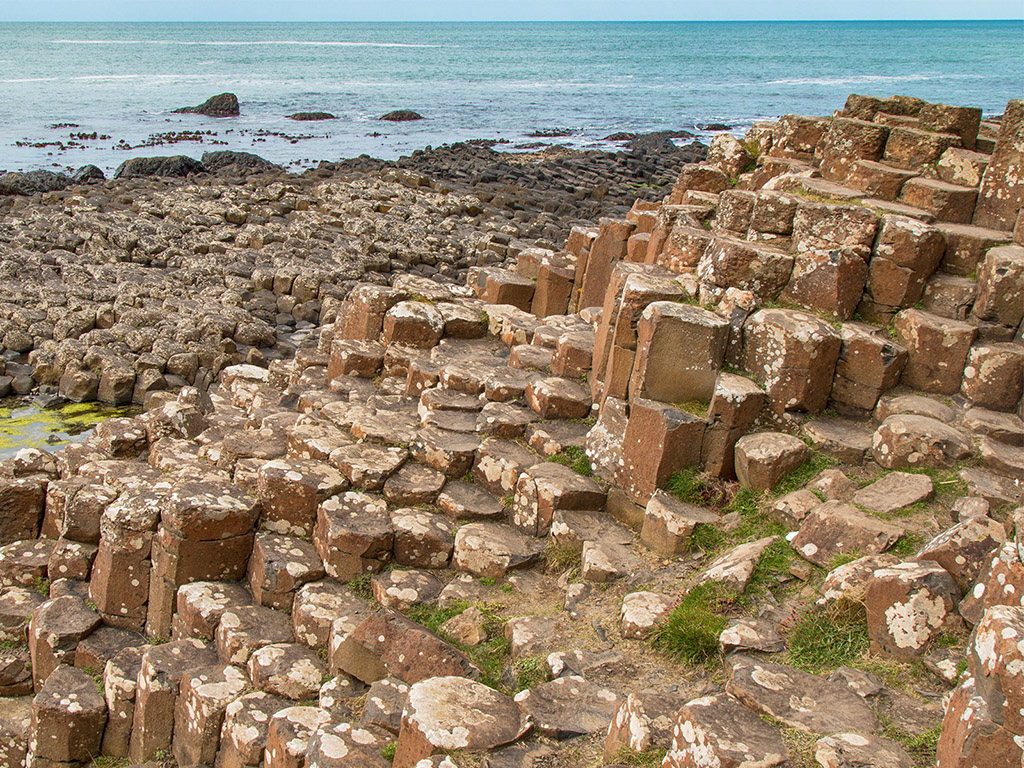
left=174, top=92, right=240, bottom=117
left=114, top=154, right=207, bottom=178
left=380, top=110, right=424, bottom=121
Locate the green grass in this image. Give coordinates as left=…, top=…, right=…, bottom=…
left=346, top=573, right=374, bottom=601
left=772, top=450, right=837, bottom=497
left=610, top=747, right=669, bottom=768
left=783, top=604, right=870, bottom=674
left=543, top=540, right=581, bottom=574
left=674, top=399, right=710, bottom=419
left=650, top=582, right=737, bottom=666
left=511, top=656, right=547, bottom=693
left=882, top=720, right=941, bottom=768
left=380, top=742, right=397, bottom=762
left=407, top=600, right=471, bottom=633
left=665, top=467, right=706, bottom=505
left=889, top=534, right=923, bottom=558
left=744, top=537, right=794, bottom=599
left=546, top=445, right=592, bottom=476
left=690, top=522, right=728, bottom=554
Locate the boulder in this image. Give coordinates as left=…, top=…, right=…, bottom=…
left=791, top=501, right=902, bottom=566
left=871, top=414, right=972, bottom=469
left=174, top=92, right=240, bottom=116
left=662, top=693, right=788, bottom=768
left=734, top=432, right=809, bottom=492
left=865, top=561, right=962, bottom=660
left=380, top=110, right=424, bottom=121
left=513, top=675, right=620, bottom=739
left=114, top=155, right=207, bottom=178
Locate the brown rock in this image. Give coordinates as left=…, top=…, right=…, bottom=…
left=865, top=561, right=962, bottom=660
left=791, top=501, right=902, bottom=566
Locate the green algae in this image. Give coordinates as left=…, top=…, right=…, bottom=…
left=0, top=399, right=137, bottom=459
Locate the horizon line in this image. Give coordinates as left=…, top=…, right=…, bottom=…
left=3, top=18, right=1022, bottom=23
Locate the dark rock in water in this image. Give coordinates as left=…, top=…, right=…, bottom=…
left=0, top=170, right=72, bottom=196
left=202, top=151, right=281, bottom=174
left=380, top=110, right=424, bottom=122
left=72, top=165, right=105, bottom=184
left=603, top=132, right=637, bottom=141
left=628, top=130, right=697, bottom=153
left=114, top=155, right=207, bottom=179
left=697, top=122, right=731, bottom=131
left=173, top=92, right=240, bottom=117
left=33, top=388, right=65, bottom=409
left=287, top=112, right=336, bottom=121
left=528, top=128, right=576, bottom=138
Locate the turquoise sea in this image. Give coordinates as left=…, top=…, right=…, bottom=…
left=0, top=21, right=1021, bottom=174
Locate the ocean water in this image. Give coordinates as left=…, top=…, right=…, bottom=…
left=0, top=21, right=1021, bottom=175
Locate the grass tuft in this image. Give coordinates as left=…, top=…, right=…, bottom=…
left=650, top=582, right=737, bottom=666
left=346, top=573, right=374, bottom=601
left=611, top=747, right=668, bottom=767
left=783, top=603, right=870, bottom=674
left=546, top=445, right=592, bottom=476
left=543, top=540, right=580, bottom=574
left=380, top=741, right=397, bottom=762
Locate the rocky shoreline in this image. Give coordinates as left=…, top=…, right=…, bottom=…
left=0, top=93, right=1021, bottom=768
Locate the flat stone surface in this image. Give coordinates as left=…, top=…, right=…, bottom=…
left=853, top=472, right=933, bottom=515
left=726, top=654, right=879, bottom=735
left=513, top=675, right=620, bottom=738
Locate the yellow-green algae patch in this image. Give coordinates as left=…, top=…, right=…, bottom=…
left=0, top=399, right=137, bottom=459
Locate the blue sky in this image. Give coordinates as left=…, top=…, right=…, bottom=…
left=3, top=0, right=1022, bottom=21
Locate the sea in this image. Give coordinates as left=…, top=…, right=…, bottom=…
left=0, top=21, right=1021, bottom=175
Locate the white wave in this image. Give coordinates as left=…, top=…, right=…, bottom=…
left=0, top=77, right=60, bottom=83
left=763, top=73, right=982, bottom=86
left=50, top=39, right=441, bottom=48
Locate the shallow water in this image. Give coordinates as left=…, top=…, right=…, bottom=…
left=0, top=399, right=136, bottom=460
left=0, top=20, right=1021, bottom=174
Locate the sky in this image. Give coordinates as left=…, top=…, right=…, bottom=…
left=2, top=0, right=1022, bottom=22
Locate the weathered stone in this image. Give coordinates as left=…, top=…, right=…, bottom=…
left=173, top=664, right=250, bottom=766
left=513, top=675, right=619, bottom=739
left=292, top=580, right=369, bottom=650
left=512, top=462, right=605, bottom=538
left=831, top=322, right=908, bottom=414
left=248, top=643, right=325, bottom=700
left=918, top=517, right=1005, bottom=592
left=248, top=533, right=325, bottom=610
left=974, top=98, right=1024, bottom=229
left=314, top=492, right=393, bottom=581
left=960, top=343, right=1024, bottom=412
left=383, top=462, right=447, bottom=505
left=640, top=490, right=719, bottom=557
left=100, top=645, right=146, bottom=757
left=814, top=732, right=914, bottom=768
left=893, top=309, right=977, bottom=394
left=129, top=639, right=218, bottom=762
left=410, top=428, right=479, bottom=476
left=734, top=432, right=809, bottom=492
left=257, top=458, right=347, bottom=537
left=619, top=592, right=673, bottom=639
left=390, top=508, right=454, bottom=569
left=29, top=665, right=106, bottom=764
left=383, top=301, right=445, bottom=349
left=699, top=536, right=779, bottom=592
left=452, top=523, right=544, bottom=579
left=697, top=236, right=795, bottom=301
left=819, top=117, right=890, bottom=182
left=662, top=693, right=788, bottom=768
left=265, top=706, right=333, bottom=768
left=27, top=595, right=100, bottom=689
left=628, top=302, right=729, bottom=404
left=743, top=308, right=842, bottom=414
left=436, top=481, right=505, bottom=521
left=215, top=605, right=293, bottom=665
left=853, top=472, right=933, bottom=515
left=617, top=398, right=705, bottom=500
left=217, top=691, right=290, bottom=768
left=872, top=414, right=972, bottom=469
left=473, top=439, right=538, bottom=497
left=972, top=245, right=1024, bottom=330
left=330, top=609, right=478, bottom=685
left=791, top=501, right=902, bottom=566
left=865, top=561, right=962, bottom=660
left=727, top=654, right=878, bottom=735
left=371, top=568, right=443, bottom=611
left=174, top=580, right=252, bottom=641
left=581, top=540, right=642, bottom=583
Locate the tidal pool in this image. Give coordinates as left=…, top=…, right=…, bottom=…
left=0, top=399, right=137, bottom=460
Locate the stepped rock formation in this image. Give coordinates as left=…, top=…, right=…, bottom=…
left=0, top=93, right=1020, bottom=768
